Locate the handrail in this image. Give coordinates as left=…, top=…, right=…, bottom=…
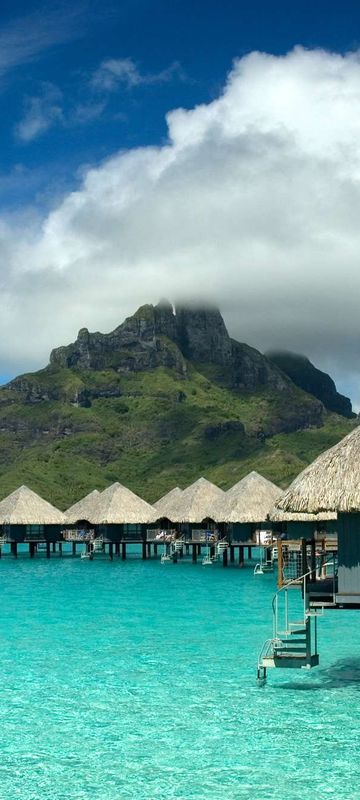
left=257, top=637, right=282, bottom=667
left=272, top=556, right=337, bottom=637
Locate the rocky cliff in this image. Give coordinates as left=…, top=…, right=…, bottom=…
left=266, top=351, right=354, bottom=419
left=50, top=300, right=289, bottom=393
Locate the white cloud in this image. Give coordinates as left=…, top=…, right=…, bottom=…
left=2, top=47, right=360, bottom=407
left=0, top=4, right=87, bottom=81
left=92, top=57, right=185, bottom=91
left=16, top=82, right=64, bottom=142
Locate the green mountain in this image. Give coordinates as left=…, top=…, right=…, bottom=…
left=0, top=300, right=355, bottom=508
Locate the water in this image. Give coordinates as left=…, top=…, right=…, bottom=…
left=0, top=553, right=360, bottom=799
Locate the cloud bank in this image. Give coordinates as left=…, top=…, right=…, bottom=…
left=3, top=47, right=360, bottom=404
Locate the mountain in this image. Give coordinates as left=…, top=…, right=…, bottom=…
left=0, top=301, right=355, bottom=507
left=266, top=351, right=355, bottom=419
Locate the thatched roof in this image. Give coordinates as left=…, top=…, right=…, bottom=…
left=0, top=485, right=65, bottom=525
left=213, top=471, right=283, bottom=523
left=65, top=490, right=101, bottom=524
left=270, top=506, right=337, bottom=522
left=275, top=424, right=360, bottom=514
left=165, top=477, right=225, bottom=523
left=90, top=482, right=157, bottom=524
left=154, top=487, right=182, bottom=518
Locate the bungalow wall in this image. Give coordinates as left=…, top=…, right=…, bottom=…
left=231, top=523, right=253, bottom=542
left=285, top=520, right=338, bottom=540
left=337, top=513, right=360, bottom=603
left=2, top=524, right=62, bottom=542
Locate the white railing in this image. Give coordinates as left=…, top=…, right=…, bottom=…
left=62, top=529, right=95, bottom=542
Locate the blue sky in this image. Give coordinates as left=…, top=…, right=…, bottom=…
left=1, top=0, right=360, bottom=408
left=2, top=0, right=360, bottom=210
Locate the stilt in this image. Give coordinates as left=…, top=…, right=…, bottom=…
left=210, top=545, right=216, bottom=560
left=46, top=541, right=51, bottom=559
left=230, top=546, right=235, bottom=563
left=109, top=542, right=113, bottom=561
left=147, top=542, right=151, bottom=557
left=154, top=543, right=158, bottom=555
left=222, top=547, right=228, bottom=567
left=173, top=551, right=178, bottom=564
left=198, top=543, right=201, bottom=556
left=58, top=541, right=62, bottom=557
left=0, top=546, right=2, bottom=559
left=11, top=541, right=17, bottom=558
left=247, top=546, right=252, bottom=559
left=52, top=542, right=56, bottom=553
left=185, top=544, right=189, bottom=554
left=239, top=546, right=244, bottom=567
left=72, top=541, right=76, bottom=557
left=122, top=542, right=126, bottom=560
left=29, top=542, right=35, bottom=558
left=142, top=540, right=147, bottom=560
left=115, top=542, right=120, bottom=557
left=192, top=544, right=197, bottom=563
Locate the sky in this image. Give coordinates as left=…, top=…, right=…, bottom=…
left=1, top=0, right=360, bottom=406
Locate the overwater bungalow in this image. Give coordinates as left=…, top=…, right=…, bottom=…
left=214, top=471, right=282, bottom=543
left=0, top=485, right=65, bottom=554
left=258, top=425, right=360, bottom=680
left=89, top=482, right=157, bottom=548
left=165, top=477, right=225, bottom=540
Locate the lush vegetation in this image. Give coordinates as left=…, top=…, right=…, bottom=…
left=0, top=362, right=354, bottom=508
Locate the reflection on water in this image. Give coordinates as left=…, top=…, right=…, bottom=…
left=279, top=657, right=360, bottom=690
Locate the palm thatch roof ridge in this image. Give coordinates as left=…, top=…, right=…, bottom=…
left=213, top=471, right=283, bottom=523
left=91, top=482, right=157, bottom=524
left=275, top=424, right=360, bottom=514
left=165, top=477, right=225, bottom=523
left=0, top=485, right=65, bottom=525
left=65, top=489, right=101, bottom=524
left=154, top=487, right=182, bottom=518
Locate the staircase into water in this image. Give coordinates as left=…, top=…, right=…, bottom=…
left=257, top=569, right=330, bottom=682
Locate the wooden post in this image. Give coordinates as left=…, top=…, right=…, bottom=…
left=185, top=544, right=189, bottom=554
left=46, top=541, right=51, bottom=559
left=0, top=546, right=2, bottom=559
left=301, top=538, right=307, bottom=582
left=154, top=543, right=158, bottom=555
left=277, top=540, right=283, bottom=588
left=247, top=546, right=252, bottom=559
left=72, top=541, right=76, bottom=557
left=58, top=541, right=62, bottom=556
left=52, top=542, right=56, bottom=553
left=11, top=541, right=17, bottom=558
left=310, top=538, right=316, bottom=582
left=239, top=546, right=244, bottom=567
left=115, top=542, right=120, bottom=557
left=109, top=542, right=113, bottom=561
left=122, top=542, right=126, bottom=560
left=222, top=547, right=228, bottom=567
left=29, top=542, right=35, bottom=558
left=210, top=545, right=215, bottom=560
left=142, top=540, right=147, bottom=560
left=230, top=546, right=235, bottom=563
left=192, top=544, right=197, bottom=563
left=147, top=542, right=151, bottom=557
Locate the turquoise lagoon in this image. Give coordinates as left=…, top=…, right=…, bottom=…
left=1, top=551, right=360, bottom=800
